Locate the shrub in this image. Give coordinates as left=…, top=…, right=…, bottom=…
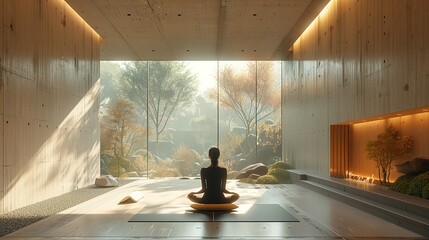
left=152, top=166, right=180, bottom=178
left=256, top=175, right=280, bottom=184
left=267, top=168, right=290, bottom=183
left=269, top=161, right=291, bottom=170
left=227, top=170, right=239, bottom=179
left=238, top=178, right=256, bottom=184
left=422, top=184, right=429, bottom=199
left=390, top=173, right=417, bottom=194
left=173, top=145, right=202, bottom=176
left=408, top=172, right=429, bottom=198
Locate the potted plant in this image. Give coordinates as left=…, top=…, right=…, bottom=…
left=366, top=126, right=414, bottom=186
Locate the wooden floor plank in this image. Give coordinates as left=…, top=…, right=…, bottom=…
left=1, top=179, right=423, bottom=239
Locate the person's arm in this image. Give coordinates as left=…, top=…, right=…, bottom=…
left=191, top=168, right=206, bottom=194
left=222, top=168, right=235, bottom=194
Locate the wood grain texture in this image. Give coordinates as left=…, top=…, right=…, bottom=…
left=282, top=0, right=429, bottom=176
left=0, top=0, right=3, bottom=213
left=65, top=0, right=325, bottom=60
left=0, top=0, right=3, bottom=69
left=2, top=179, right=421, bottom=239
left=330, top=125, right=350, bottom=178
left=0, top=113, right=3, bottom=215
left=0, top=0, right=100, bottom=214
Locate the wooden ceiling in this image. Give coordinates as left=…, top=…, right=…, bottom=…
left=65, top=0, right=330, bottom=60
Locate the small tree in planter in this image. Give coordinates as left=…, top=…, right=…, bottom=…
left=366, top=126, right=414, bottom=186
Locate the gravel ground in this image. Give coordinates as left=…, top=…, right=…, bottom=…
left=0, top=179, right=134, bottom=237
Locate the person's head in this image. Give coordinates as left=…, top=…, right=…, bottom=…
left=208, top=147, right=220, bottom=166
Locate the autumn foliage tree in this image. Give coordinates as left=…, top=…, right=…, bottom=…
left=101, top=100, right=140, bottom=176
left=209, top=62, right=280, bottom=136
left=258, top=122, right=282, bottom=154
left=366, top=126, right=414, bottom=186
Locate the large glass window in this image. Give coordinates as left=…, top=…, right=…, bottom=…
left=100, top=61, right=282, bottom=179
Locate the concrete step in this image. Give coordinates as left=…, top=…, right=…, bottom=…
left=299, top=178, right=429, bottom=237
left=302, top=174, right=429, bottom=220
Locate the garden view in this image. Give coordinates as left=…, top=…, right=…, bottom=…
left=100, top=61, right=282, bottom=179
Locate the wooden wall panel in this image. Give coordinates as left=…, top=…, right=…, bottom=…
left=0, top=113, right=3, bottom=215
left=0, top=0, right=3, bottom=71
left=409, top=0, right=429, bottom=107
left=330, top=125, right=350, bottom=178
left=0, top=0, right=100, bottom=213
left=0, top=0, right=3, bottom=209
left=282, top=0, right=429, bottom=176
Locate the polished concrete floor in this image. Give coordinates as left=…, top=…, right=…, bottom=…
left=0, top=179, right=424, bottom=239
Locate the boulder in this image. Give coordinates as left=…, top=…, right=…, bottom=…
left=395, top=157, right=429, bottom=174
left=95, top=175, right=118, bottom=187
left=249, top=173, right=261, bottom=180
left=242, top=145, right=280, bottom=167
left=235, top=163, right=268, bottom=179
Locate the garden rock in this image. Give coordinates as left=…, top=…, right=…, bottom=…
left=235, top=163, right=268, bottom=179
left=95, top=175, right=118, bottom=187
left=395, top=157, right=429, bottom=174
left=249, top=174, right=261, bottom=180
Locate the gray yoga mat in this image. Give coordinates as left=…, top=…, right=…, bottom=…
left=129, top=204, right=299, bottom=222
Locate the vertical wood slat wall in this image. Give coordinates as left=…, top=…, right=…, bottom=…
left=330, top=125, right=350, bottom=178
left=282, top=0, right=429, bottom=176
left=0, top=0, right=4, bottom=215
left=0, top=0, right=100, bottom=214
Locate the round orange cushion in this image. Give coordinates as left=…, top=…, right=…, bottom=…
left=190, top=203, right=238, bottom=211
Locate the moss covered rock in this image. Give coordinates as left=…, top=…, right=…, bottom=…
left=256, top=175, right=280, bottom=184
left=269, top=161, right=291, bottom=170
left=267, top=168, right=290, bottom=183
left=390, top=173, right=417, bottom=194
left=227, top=170, right=238, bottom=179
left=408, top=171, right=429, bottom=198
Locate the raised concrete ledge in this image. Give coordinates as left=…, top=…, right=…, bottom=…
left=288, top=170, right=429, bottom=237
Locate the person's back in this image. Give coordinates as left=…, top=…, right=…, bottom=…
left=201, top=166, right=227, bottom=203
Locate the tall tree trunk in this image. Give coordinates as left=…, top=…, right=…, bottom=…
left=382, top=168, right=387, bottom=186
left=377, top=167, right=382, bottom=186
left=386, top=164, right=391, bottom=184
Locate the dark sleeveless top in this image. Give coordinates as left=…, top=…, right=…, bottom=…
left=201, top=166, right=227, bottom=204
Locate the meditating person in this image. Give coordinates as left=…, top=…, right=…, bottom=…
left=187, top=147, right=240, bottom=204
